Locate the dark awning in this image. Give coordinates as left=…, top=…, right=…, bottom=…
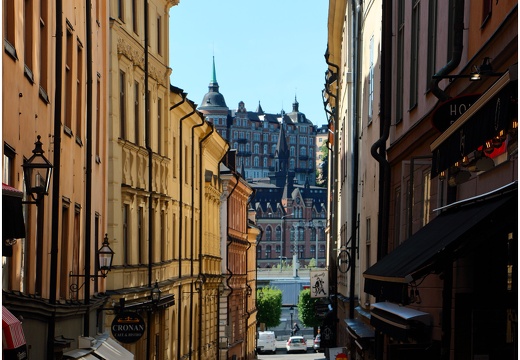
left=2, top=183, right=26, bottom=241
left=430, top=70, right=517, bottom=178
left=370, top=302, right=431, bottom=342
left=364, top=183, right=517, bottom=303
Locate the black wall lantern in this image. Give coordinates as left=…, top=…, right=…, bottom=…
left=151, top=280, right=161, bottom=304
left=22, top=135, right=53, bottom=200
left=70, top=234, right=115, bottom=295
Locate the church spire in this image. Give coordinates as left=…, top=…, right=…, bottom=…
left=211, top=56, right=218, bottom=85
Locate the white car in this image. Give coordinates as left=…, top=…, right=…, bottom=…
left=286, top=335, right=307, bottom=353
left=257, top=331, right=276, bottom=354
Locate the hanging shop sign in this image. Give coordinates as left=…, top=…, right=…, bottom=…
left=111, top=311, right=146, bottom=344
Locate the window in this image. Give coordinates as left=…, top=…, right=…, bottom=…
left=132, top=0, right=138, bottom=34
left=65, top=28, right=73, bottom=131
left=263, top=157, right=268, bottom=168
left=157, top=16, right=161, bottom=54
left=482, top=0, right=492, bottom=26
left=117, top=0, right=124, bottom=21
left=3, top=144, right=15, bottom=185
left=394, top=187, right=401, bottom=246
left=122, top=204, right=129, bottom=265
left=96, top=76, right=101, bottom=160
left=263, top=144, right=268, bottom=154
left=396, top=1, right=405, bottom=124
left=157, top=97, right=162, bottom=154
left=368, top=36, right=374, bottom=121
left=266, top=246, right=271, bottom=259
left=138, top=206, right=144, bottom=264
left=39, top=0, right=49, bottom=99
left=422, top=171, right=431, bottom=226
left=4, top=0, right=16, bottom=51
left=24, top=0, right=34, bottom=79
left=59, top=202, right=70, bottom=299
left=254, top=157, right=259, bottom=167
left=290, top=146, right=295, bottom=157
left=119, top=70, right=126, bottom=139
left=426, top=0, right=437, bottom=91
left=410, top=0, right=420, bottom=109
left=161, top=209, right=166, bottom=261
left=265, top=227, right=272, bottom=241
left=134, top=81, right=140, bottom=145
left=73, top=204, right=81, bottom=286
left=76, top=43, right=83, bottom=141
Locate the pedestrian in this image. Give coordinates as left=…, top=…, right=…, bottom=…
left=292, top=322, right=300, bottom=336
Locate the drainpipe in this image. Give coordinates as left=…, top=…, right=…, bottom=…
left=48, top=0, right=63, bottom=357
left=370, top=1, right=392, bottom=358
left=144, top=2, right=155, bottom=359
left=430, top=0, right=465, bottom=102
left=324, top=46, right=339, bottom=348
left=188, top=113, right=205, bottom=360
left=197, top=121, right=214, bottom=360
left=216, top=143, right=230, bottom=360
left=429, top=2, right=465, bottom=358
left=83, top=0, right=94, bottom=336
left=243, top=189, right=255, bottom=359
left=349, top=0, right=362, bottom=320
left=170, top=89, right=186, bottom=360
left=177, top=107, right=195, bottom=360
left=225, top=172, right=240, bottom=352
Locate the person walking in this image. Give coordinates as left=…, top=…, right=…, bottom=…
left=292, top=322, right=300, bottom=336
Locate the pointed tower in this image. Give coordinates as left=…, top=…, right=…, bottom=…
left=269, top=119, right=291, bottom=188
left=198, top=56, right=229, bottom=115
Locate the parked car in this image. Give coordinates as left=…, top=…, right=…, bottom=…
left=257, top=331, right=276, bottom=354
left=313, top=334, right=323, bottom=352
left=286, top=335, right=307, bottom=353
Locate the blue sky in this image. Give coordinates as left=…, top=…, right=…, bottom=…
left=168, top=1, right=329, bottom=127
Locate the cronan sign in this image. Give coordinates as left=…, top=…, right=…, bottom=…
left=432, top=94, right=481, bottom=132
left=111, top=312, right=146, bottom=344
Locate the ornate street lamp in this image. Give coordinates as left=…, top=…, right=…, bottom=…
left=151, top=280, right=161, bottom=304
left=22, top=135, right=53, bottom=200
left=97, top=233, right=115, bottom=277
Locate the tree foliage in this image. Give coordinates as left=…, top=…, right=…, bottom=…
left=256, top=286, right=283, bottom=330
left=316, top=142, right=329, bottom=187
left=297, top=288, right=321, bottom=328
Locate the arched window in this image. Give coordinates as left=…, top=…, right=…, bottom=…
left=263, top=158, right=268, bottom=167
left=290, top=146, right=295, bottom=157
left=300, top=147, right=307, bottom=156
left=254, top=143, right=259, bottom=153
left=276, top=226, right=282, bottom=241
left=265, top=226, right=272, bottom=241
left=254, top=157, right=259, bottom=167
left=263, top=144, right=268, bottom=154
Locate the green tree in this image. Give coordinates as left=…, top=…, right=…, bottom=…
left=316, top=142, right=329, bottom=187
left=297, top=288, right=321, bottom=328
left=257, top=286, right=283, bottom=329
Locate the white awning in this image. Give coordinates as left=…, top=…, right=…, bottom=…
left=63, top=335, right=134, bottom=360
left=93, top=336, right=134, bottom=360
